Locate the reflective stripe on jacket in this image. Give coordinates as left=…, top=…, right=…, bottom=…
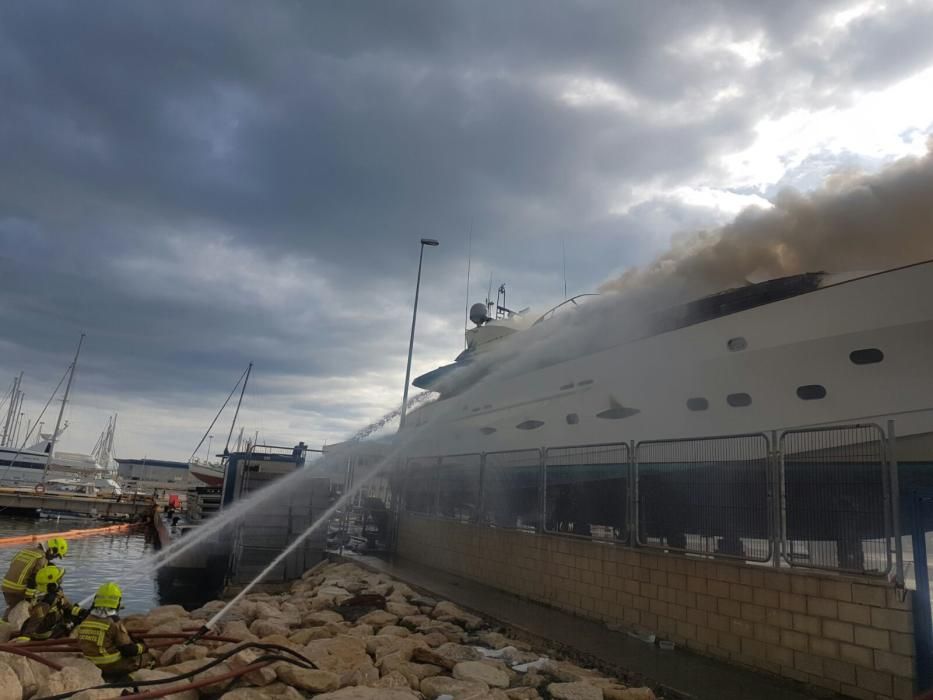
left=1, top=548, right=46, bottom=593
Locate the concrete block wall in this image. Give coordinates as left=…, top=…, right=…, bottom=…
left=397, top=513, right=914, bottom=700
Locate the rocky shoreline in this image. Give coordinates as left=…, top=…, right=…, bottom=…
left=0, top=560, right=659, bottom=699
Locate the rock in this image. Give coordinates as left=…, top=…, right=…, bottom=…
left=221, top=620, right=257, bottom=640
left=302, top=610, right=344, bottom=627
left=6, top=600, right=30, bottom=629
left=435, top=642, right=482, bottom=663
left=400, top=614, right=431, bottom=630
left=505, top=688, right=542, bottom=700
left=547, top=682, right=603, bottom=700
left=127, top=669, right=198, bottom=700
left=71, top=691, right=124, bottom=699
left=372, top=670, right=410, bottom=688
left=603, top=689, right=655, bottom=700
left=411, top=646, right=457, bottom=670
left=0, top=662, right=23, bottom=700
left=0, top=651, right=53, bottom=697
left=452, top=660, right=510, bottom=688
left=149, top=604, right=188, bottom=617
left=378, top=624, right=411, bottom=637
left=220, top=682, right=305, bottom=699
left=499, top=646, right=539, bottom=665
left=250, top=618, right=291, bottom=638
left=433, top=601, right=483, bottom=630
left=478, top=631, right=512, bottom=649
left=422, top=631, right=449, bottom=647
left=159, top=642, right=209, bottom=666
left=156, top=659, right=233, bottom=695
left=339, top=662, right=380, bottom=687
left=34, top=660, right=105, bottom=699
left=419, top=621, right=466, bottom=642
left=345, top=623, right=375, bottom=638
left=313, top=688, right=419, bottom=699
left=227, top=648, right=277, bottom=686
left=420, top=675, right=490, bottom=700
left=386, top=601, right=420, bottom=618
left=305, top=635, right=370, bottom=673
left=410, top=594, right=438, bottom=608
left=275, top=665, right=341, bottom=693
left=379, top=655, right=443, bottom=687
left=290, top=626, right=334, bottom=644
left=357, top=609, right=399, bottom=628
left=365, top=635, right=424, bottom=663
left=0, top=621, right=17, bottom=644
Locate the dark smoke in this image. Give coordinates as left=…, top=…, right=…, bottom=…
left=601, top=142, right=933, bottom=304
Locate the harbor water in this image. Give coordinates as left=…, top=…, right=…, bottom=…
left=0, top=516, right=158, bottom=613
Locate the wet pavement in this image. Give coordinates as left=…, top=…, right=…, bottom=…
left=344, top=551, right=818, bottom=700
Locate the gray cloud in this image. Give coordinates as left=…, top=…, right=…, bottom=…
left=0, top=0, right=930, bottom=458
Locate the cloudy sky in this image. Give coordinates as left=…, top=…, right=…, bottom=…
left=1, top=0, right=932, bottom=461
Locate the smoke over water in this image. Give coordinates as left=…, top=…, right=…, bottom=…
left=601, top=143, right=933, bottom=306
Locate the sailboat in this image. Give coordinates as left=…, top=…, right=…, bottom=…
left=187, top=364, right=252, bottom=487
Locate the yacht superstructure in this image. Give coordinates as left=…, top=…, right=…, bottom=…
left=400, top=261, right=933, bottom=458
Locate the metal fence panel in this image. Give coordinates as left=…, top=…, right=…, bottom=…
left=403, top=456, right=439, bottom=516
left=545, top=442, right=629, bottom=542
left=636, top=433, right=771, bottom=561
left=437, top=453, right=482, bottom=523
left=482, top=449, right=542, bottom=531
left=780, top=424, right=891, bottom=575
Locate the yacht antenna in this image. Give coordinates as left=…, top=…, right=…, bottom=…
left=562, top=239, right=568, bottom=300
left=463, top=228, right=472, bottom=348
left=225, top=362, right=252, bottom=454
left=188, top=364, right=249, bottom=464
left=43, top=333, right=85, bottom=483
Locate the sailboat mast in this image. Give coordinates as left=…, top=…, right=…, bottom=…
left=2, top=373, right=23, bottom=447
left=43, top=334, right=85, bottom=482
left=224, top=362, right=252, bottom=454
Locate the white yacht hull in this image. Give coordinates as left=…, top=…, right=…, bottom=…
left=402, top=262, right=933, bottom=457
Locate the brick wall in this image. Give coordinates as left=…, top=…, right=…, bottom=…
left=397, top=513, right=915, bottom=700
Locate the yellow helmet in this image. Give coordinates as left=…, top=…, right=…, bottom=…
left=35, top=565, right=65, bottom=594
left=45, top=537, right=68, bottom=558
left=93, top=582, right=122, bottom=610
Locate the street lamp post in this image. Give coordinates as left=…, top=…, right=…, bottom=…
left=399, top=238, right=439, bottom=428
left=206, top=435, right=214, bottom=463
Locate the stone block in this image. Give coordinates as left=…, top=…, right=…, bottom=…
left=822, top=620, right=853, bottom=643
left=873, top=650, right=913, bottom=678
left=819, top=580, right=852, bottom=602
left=851, top=584, right=886, bottom=608
left=870, top=607, right=912, bottom=633
left=855, top=667, right=892, bottom=695
left=839, top=642, right=874, bottom=667
left=806, top=597, right=837, bottom=619
left=854, top=625, right=891, bottom=651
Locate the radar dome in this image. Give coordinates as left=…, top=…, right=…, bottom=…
left=469, top=302, right=490, bottom=326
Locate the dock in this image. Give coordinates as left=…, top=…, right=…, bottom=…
left=0, top=486, right=156, bottom=519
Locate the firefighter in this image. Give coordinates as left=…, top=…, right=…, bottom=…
left=17, top=565, right=85, bottom=640
left=2, top=537, right=68, bottom=619
left=75, top=582, right=149, bottom=676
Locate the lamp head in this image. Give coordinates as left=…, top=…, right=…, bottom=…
left=420, top=238, right=439, bottom=246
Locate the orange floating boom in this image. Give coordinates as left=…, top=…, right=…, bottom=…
left=0, top=522, right=139, bottom=548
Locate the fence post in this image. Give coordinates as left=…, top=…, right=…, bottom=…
left=888, top=419, right=904, bottom=587
left=770, top=430, right=780, bottom=568
left=536, top=447, right=546, bottom=534
left=478, top=452, right=486, bottom=526
left=630, top=440, right=639, bottom=548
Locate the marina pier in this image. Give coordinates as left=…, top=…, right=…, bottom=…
left=0, top=485, right=155, bottom=520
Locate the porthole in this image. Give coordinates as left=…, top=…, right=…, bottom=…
left=566, top=413, right=579, bottom=425
left=480, top=427, right=497, bottom=435
left=578, top=379, right=594, bottom=386
left=727, top=337, right=748, bottom=352
left=516, top=420, right=544, bottom=430
left=559, top=383, right=574, bottom=391
left=686, top=397, right=709, bottom=411
left=726, top=393, right=752, bottom=407
left=796, top=384, right=827, bottom=400
left=850, top=348, right=883, bottom=365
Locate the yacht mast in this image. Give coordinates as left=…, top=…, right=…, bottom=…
left=224, top=362, right=252, bottom=454
left=42, top=334, right=85, bottom=482
left=2, top=373, right=23, bottom=447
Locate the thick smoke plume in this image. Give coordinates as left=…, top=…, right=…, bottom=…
left=601, top=143, right=933, bottom=304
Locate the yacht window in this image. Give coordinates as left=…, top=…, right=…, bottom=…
left=516, top=420, right=544, bottom=430
left=686, top=397, right=709, bottom=411
left=727, top=337, right=748, bottom=351
left=850, top=348, right=883, bottom=365
left=796, top=384, right=827, bottom=400
left=560, top=383, right=574, bottom=391
left=566, top=413, right=579, bottom=425
left=578, top=379, right=594, bottom=386
left=726, top=393, right=752, bottom=407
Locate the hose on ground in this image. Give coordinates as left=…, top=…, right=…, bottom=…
left=33, top=641, right=320, bottom=700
